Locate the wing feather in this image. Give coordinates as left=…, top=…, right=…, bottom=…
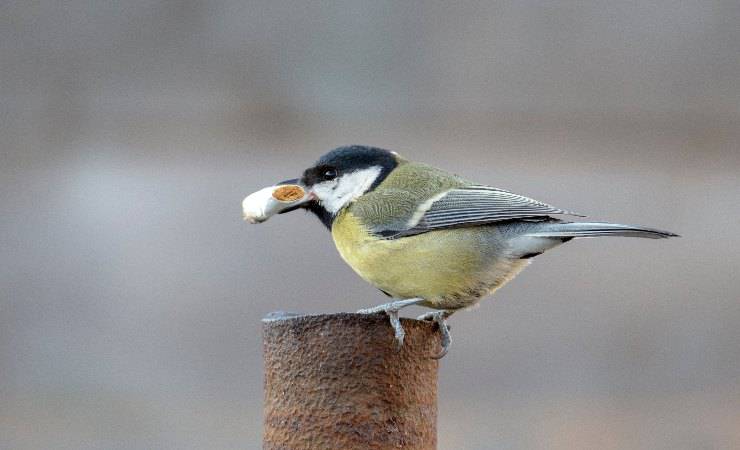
left=379, top=185, right=582, bottom=239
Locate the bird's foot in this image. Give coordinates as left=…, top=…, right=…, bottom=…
left=417, top=310, right=453, bottom=359
left=357, top=298, right=424, bottom=351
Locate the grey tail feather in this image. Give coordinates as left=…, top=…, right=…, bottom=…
left=526, top=222, right=680, bottom=239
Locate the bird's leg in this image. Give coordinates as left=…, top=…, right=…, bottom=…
left=357, top=298, right=425, bottom=350
left=417, top=310, right=453, bottom=359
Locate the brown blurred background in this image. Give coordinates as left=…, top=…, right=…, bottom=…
left=1, top=1, right=739, bottom=449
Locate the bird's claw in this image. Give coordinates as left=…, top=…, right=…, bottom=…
left=387, top=309, right=405, bottom=350
left=417, top=311, right=452, bottom=359
left=357, top=298, right=424, bottom=352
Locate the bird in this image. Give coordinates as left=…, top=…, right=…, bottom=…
left=242, top=145, right=678, bottom=358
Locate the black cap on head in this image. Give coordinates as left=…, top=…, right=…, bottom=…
left=315, top=145, right=398, bottom=170
left=301, top=145, right=399, bottom=188
left=297, top=145, right=401, bottom=229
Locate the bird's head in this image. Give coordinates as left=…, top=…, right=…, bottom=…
left=242, top=145, right=400, bottom=227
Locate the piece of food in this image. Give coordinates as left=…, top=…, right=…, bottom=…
left=242, top=184, right=308, bottom=223
left=272, top=185, right=305, bottom=202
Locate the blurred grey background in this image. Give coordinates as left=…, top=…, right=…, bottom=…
left=1, top=1, right=739, bottom=449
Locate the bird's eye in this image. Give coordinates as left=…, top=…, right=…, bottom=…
left=322, top=168, right=337, bottom=180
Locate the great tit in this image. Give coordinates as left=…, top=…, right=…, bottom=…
left=243, top=145, right=678, bottom=357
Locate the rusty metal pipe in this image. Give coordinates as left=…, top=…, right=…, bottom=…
left=263, top=312, right=440, bottom=450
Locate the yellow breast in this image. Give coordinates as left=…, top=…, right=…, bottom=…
left=331, top=210, right=520, bottom=308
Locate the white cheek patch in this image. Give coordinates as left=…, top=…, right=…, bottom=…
left=313, top=166, right=382, bottom=214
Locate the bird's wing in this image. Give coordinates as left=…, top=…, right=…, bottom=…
left=347, top=161, right=581, bottom=238
left=372, top=185, right=582, bottom=239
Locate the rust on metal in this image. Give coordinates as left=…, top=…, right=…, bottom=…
left=272, top=185, right=305, bottom=202
left=263, top=312, right=440, bottom=450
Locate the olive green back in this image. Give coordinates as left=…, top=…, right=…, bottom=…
left=347, top=160, right=471, bottom=234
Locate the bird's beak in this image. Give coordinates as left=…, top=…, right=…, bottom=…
left=242, top=178, right=314, bottom=223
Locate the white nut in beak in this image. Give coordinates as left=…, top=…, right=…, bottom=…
left=242, top=184, right=307, bottom=223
